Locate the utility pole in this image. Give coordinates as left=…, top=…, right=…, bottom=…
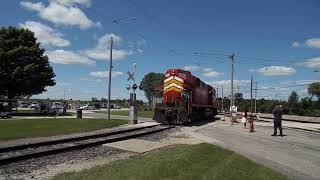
left=107, top=37, right=113, bottom=120
left=228, top=54, right=236, bottom=124
left=250, top=75, right=253, bottom=113
left=222, top=85, right=224, bottom=112
left=254, top=82, right=258, bottom=113
left=216, top=87, right=219, bottom=112
left=229, top=54, right=235, bottom=107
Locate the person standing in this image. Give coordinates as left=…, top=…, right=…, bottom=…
left=241, top=111, right=247, bottom=128
left=272, top=105, right=283, bottom=136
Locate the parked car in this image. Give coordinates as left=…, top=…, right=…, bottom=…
left=19, top=102, right=29, bottom=108
left=52, top=102, right=62, bottom=108
left=0, top=111, right=12, bottom=118
left=0, top=102, right=12, bottom=118
left=79, top=104, right=95, bottom=110
left=29, top=102, right=40, bottom=109
left=50, top=102, right=63, bottom=114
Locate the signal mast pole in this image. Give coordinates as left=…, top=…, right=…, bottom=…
left=229, top=54, right=235, bottom=107
left=255, top=82, right=258, bottom=113
left=250, top=75, right=253, bottom=113
left=107, top=37, right=113, bottom=120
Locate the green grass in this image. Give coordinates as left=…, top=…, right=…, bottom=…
left=94, top=110, right=154, bottom=118
left=53, top=143, right=288, bottom=180
left=0, top=118, right=127, bottom=140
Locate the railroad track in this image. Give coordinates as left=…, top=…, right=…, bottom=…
left=0, top=124, right=174, bottom=166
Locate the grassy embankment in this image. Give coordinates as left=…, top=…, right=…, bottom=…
left=0, top=118, right=127, bottom=140
left=53, top=143, right=288, bottom=180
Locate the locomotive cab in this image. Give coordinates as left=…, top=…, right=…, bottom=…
left=154, top=68, right=218, bottom=124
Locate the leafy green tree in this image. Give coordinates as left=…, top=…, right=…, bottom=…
left=0, top=27, right=55, bottom=101
left=288, top=91, right=299, bottom=107
left=301, top=97, right=312, bottom=110
left=308, top=82, right=320, bottom=101
left=101, top=98, right=107, bottom=102
left=91, top=97, right=98, bottom=102
left=140, top=72, right=165, bottom=104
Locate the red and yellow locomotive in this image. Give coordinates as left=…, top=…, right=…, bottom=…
left=154, top=69, right=218, bottom=124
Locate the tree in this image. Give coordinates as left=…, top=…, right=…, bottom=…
left=308, top=82, right=320, bottom=101
left=234, top=92, right=243, bottom=105
left=101, top=98, right=107, bottom=102
left=0, top=27, right=55, bottom=101
left=301, top=97, right=312, bottom=110
left=91, top=97, right=98, bottom=102
left=288, top=91, right=299, bottom=107
left=140, top=72, right=165, bottom=104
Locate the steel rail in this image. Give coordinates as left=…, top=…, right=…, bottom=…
left=0, top=125, right=159, bottom=153
left=0, top=125, right=174, bottom=166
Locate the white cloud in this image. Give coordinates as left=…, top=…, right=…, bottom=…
left=201, top=68, right=222, bottom=77
left=19, top=21, right=70, bottom=48
left=296, top=80, right=320, bottom=85
left=137, top=39, right=146, bottom=46
left=89, top=71, right=124, bottom=78
left=182, top=66, right=222, bottom=77
left=257, top=66, right=296, bottom=76
left=302, top=57, right=320, bottom=68
left=207, top=80, right=250, bottom=86
left=46, top=49, right=96, bottom=65
left=182, top=65, right=200, bottom=71
left=20, top=1, right=99, bottom=29
left=96, top=33, right=122, bottom=49
left=58, top=82, right=71, bottom=86
left=20, top=1, right=44, bottom=11
left=305, top=38, right=320, bottom=48
left=85, top=33, right=133, bottom=60
left=279, top=80, right=293, bottom=85
left=80, top=77, right=102, bottom=83
left=85, top=49, right=133, bottom=60
left=248, top=68, right=256, bottom=73
left=51, top=0, right=91, bottom=7
left=137, top=48, right=143, bottom=53
left=292, top=41, right=300, bottom=48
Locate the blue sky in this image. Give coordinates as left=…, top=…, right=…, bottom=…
left=1, top=0, right=319, bottom=101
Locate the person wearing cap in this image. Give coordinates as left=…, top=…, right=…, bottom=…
left=272, top=105, right=283, bottom=136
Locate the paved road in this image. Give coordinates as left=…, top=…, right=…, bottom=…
left=192, top=121, right=320, bottom=180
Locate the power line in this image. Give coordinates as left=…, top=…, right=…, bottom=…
left=87, top=4, right=319, bottom=72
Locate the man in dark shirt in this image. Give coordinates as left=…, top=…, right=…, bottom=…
left=272, top=105, right=283, bottom=136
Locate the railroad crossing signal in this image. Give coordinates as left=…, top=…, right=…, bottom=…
left=127, top=71, right=135, bottom=81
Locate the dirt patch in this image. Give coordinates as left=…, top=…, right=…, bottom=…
left=159, top=129, right=203, bottom=145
